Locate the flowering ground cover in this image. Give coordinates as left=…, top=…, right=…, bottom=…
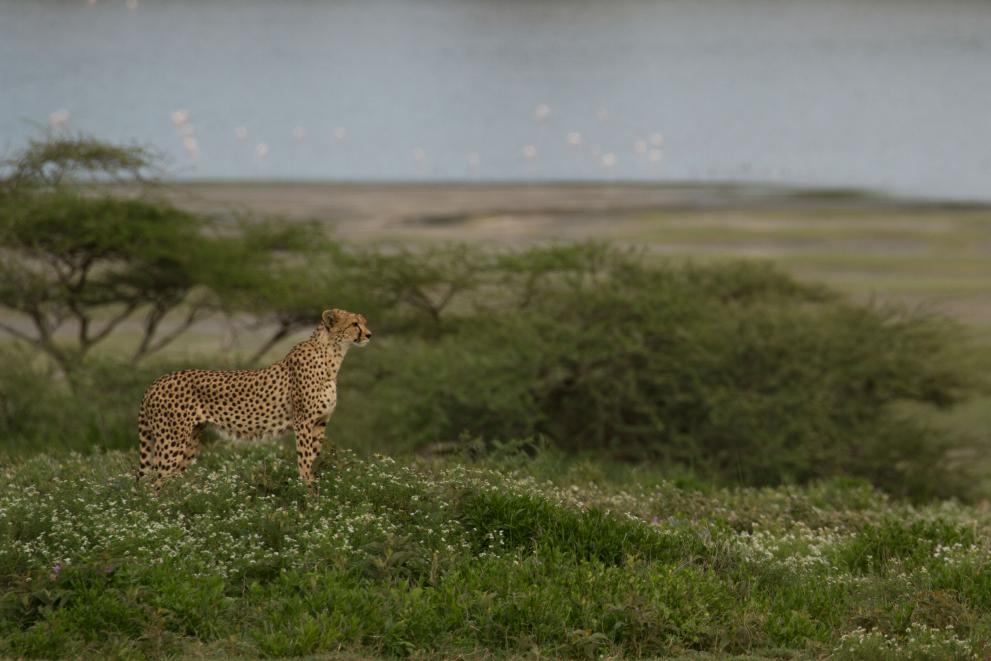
left=1, top=443, right=989, bottom=659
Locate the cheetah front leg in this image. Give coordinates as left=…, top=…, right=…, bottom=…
left=293, top=416, right=327, bottom=488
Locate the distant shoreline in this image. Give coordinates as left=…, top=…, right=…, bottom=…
left=156, top=179, right=990, bottom=205
left=113, top=181, right=990, bottom=225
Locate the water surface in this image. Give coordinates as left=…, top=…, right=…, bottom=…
left=2, top=0, right=990, bottom=200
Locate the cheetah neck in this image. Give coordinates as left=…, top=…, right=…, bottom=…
left=310, top=324, right=349, bottom=367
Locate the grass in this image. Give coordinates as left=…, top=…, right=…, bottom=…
left=2, top=442, right=991, bottom=659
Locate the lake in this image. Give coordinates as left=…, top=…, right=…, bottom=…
left=2, top=0, right=990, bottom=200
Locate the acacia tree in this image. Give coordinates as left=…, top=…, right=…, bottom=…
left=362, top=244, right=489, bottom=332
left=0, top=192, right=205, bottom=372
left=236, top=243, right=609, bottom=364
left=0, top=136, right=320, bottom=379
left=211, top=218, right=346, bottom=365
left=229, top=235, right=378, bottom=365
left=236, top=243, right=488, bottom=365
left=0, top=135, right=153, bottom=193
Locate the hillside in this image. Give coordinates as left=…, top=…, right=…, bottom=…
left=1, top=444, right=987, bottom=659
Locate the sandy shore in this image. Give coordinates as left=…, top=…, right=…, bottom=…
left=134, top=181, right=957, bottom=232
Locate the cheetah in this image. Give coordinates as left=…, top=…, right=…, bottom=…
left=136, top=308, right=371, bottom=490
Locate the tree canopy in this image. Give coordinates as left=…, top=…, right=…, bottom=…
left=0, top=136, right=326, bottom=377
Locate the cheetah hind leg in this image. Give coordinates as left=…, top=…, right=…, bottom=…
left=152, top=419, right=203, bottom=492
left=136, top=427, right=155, bottom=486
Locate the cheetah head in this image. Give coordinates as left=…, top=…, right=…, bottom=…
left=322, top=308, right=372, bottom=347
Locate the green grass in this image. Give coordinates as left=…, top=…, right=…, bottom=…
left=2, top=443, right=990, bottom=659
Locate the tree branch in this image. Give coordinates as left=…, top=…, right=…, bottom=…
left=26, top=305, right=54, bottom=345
left=0, top=320, right=40, bottom=344
left=132, top=304, right=205, bottom=362
left=18, top=306, right=76, bottom=380
left=247, top=319, right=294, bottom=366
left=132, top=305, right=168, bottom=362
left=68, top=255, right=96, bottom=348
left=87, top=301, right=139, bottom=346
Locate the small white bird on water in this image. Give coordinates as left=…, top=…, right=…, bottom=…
left=171, top=109, right=189, bottom=128
left=48, top=109, right=70, bottom=131
left=182, top=136, right=199, bottom=159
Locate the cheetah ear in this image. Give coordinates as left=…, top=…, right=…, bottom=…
left=321, top=309, right=338, bottom=328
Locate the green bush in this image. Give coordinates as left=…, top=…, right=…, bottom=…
left=0, top=348, right=210, bottom=456
left=336, top=249, right=981, bottom=499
